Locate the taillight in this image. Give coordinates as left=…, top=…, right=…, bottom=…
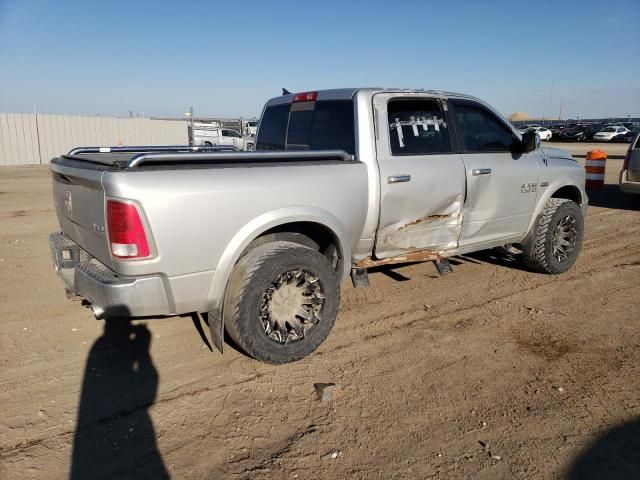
left=292, top=91, right=318, bottom=103
left=106, top=200, right=150, bottom=259
left=623, top=148, right=631, bottom=170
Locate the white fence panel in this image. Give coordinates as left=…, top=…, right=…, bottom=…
left=0, top=114, right=189, bottom=166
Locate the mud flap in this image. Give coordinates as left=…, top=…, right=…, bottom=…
left=207, top=312, right=224, bottom=353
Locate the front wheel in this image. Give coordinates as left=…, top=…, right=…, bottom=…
left=522, top=198, right=584, bottom=274
left=224, top=241, right=340, bottom=364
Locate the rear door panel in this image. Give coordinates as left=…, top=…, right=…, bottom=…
left=372, top=93, right=466, bottom=258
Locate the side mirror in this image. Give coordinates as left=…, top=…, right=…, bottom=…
left=519, top=131, right=540, bottom=153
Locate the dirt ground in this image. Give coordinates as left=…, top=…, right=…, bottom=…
left=1, top=147, right=638, bottom=479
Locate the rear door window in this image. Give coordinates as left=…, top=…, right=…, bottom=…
left=387, top=99, right=451, bottom=155
left=256, top=100, right=355, bottom=154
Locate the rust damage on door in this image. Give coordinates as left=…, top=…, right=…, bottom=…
left=355, top=249, right=444, bottom=268
left=396, top=211, right=459, bottom=231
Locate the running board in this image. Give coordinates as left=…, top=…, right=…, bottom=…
left=434, top=258, right=453, bottom=275
left=350, top=268, right=370, bottom=288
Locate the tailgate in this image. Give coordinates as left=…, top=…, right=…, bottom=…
left=50, top=161, right=113, bottom=268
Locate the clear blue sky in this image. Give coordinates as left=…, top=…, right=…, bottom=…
left=1, top=0, right=638, bottom=119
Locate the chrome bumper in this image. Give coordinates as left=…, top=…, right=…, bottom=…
left=49, top=232, right=171, bottom=318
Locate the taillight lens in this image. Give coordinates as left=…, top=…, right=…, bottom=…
left=623, top=148, right=631, bottom=170
left=292, top=91, right=318, bottom=103
left=106, top=200, right=150, bottom=259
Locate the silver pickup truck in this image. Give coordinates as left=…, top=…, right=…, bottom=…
left=49, top=88, right=587, bottom=363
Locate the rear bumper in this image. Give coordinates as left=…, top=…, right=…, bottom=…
left=620, top=170, right=640, bottom=194
left=49, top=232, right=172, bottom=318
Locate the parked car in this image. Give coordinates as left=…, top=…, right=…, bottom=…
left=192, top=122, right=253, bottom=150
left=613, top=122, right=636, bottom=130
left=560, top=124, right=601, bottom=142
left=524, top=126, right=552, bottom=141
left=243, top=120, right=258, bottom=137
left=620, top=132, right=640, bottom=194
left=593, top=126, right=629, bottom=142
left=621, top=126, right=640, bottom=142
left=549, top=124, right=568, bottom=140
left=48, top=88, right=587, bottom=363
left=518, top=124, right=542, bottom=133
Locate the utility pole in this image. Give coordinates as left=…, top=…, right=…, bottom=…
left=186, top=106, right=194, bottom=146
left=547, top=79, right=554, bottom=121
left=559, top=97, right=563, bottom=121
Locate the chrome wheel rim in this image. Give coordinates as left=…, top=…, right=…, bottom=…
left=259, top=269, right=325, bottom=344
left=552, top=214, right=578, bottom=262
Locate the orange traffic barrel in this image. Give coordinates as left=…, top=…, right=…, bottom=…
left=585, top=149, right=606, bottom=190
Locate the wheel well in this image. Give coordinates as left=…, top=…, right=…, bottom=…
left=244, top=222, right=342, bottom=271
left=551, top=185, right=582, bottom=205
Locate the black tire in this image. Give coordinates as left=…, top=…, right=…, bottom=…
left=223, top=241, right=340, bottom=364
left=523, top=198, right=584, bottom=274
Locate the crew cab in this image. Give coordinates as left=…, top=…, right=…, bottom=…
left=49, top=88, right=588, bottom=364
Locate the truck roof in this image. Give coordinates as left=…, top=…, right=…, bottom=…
left=265, top=88, right=484, bottom=106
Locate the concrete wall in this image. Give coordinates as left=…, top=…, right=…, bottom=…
left=0, top=113, right=188, bottom=166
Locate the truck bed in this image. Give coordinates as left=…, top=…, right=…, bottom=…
left=55, top=146, right=355, bottom=170
left=49, top=145, right=368, bottom=311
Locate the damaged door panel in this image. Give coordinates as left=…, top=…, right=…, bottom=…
left=377, top=193, right=463, bottom=253
left=372, top=93, right=466, bottom=259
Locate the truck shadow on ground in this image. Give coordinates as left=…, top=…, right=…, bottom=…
left=70, top=319, right=169, bottom=480
left=566, top=417, right=640, bottom=480
left=462, top=250, right=533, bottom=273
left=587, top=185, right=640, bottom=211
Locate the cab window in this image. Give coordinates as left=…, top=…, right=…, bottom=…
left=453, top=103, right=514, bottom=153
left=387, top=99, right=450, bottom=155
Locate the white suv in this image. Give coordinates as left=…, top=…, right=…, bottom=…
left=594, top=126, right=629, bottom=142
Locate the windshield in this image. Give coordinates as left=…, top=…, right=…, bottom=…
left=256, top=100, right=355, bottom=154
left=602, top=127, right=616, bottom=132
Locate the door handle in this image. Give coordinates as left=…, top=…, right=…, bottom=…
left=388, top=175, right=411, bottom=184
left=472, top=168, right=492, bottom=176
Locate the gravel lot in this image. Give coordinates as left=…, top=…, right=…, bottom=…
left=1, top=144, right=638, bottom=479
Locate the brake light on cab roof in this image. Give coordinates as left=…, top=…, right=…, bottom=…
left=292, top=91, right=318, bottom=103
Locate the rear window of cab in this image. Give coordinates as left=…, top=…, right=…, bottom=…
left=256, top=100, right=355, bottom=155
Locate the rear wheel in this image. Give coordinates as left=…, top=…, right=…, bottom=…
left=224, top=241, right=340, bottom=364
left=523, top=198, right=584, bottom=274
